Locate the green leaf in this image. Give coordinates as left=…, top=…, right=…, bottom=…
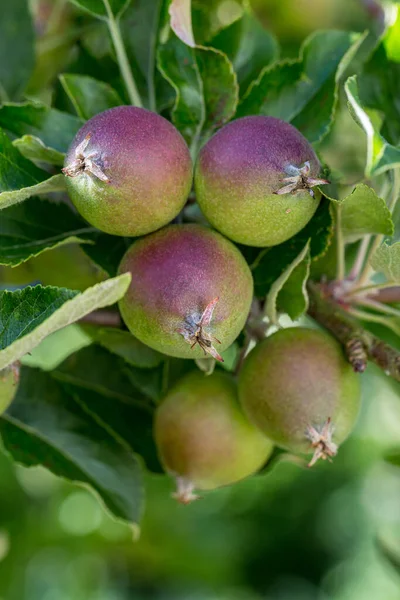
left=220, top=342, right=239, bottom=372
left=370, top=242, right=400, bottom=283
left=12, top=136, right=65, bottom=166
left=51, top=345, right=161, bottom=471
left=333, top=183, right=394, bottom=241
left=384, top=8, right=400, bottom=63
left=81, top=324, right=164, bottom=368
left=82, top=233, right=131, bottom=277
left=192, top=0, right=243, bottom=44
left=52, top=343, right=163, bottom=403
left=0, top=367, right=144, bottom=527
left=384, top=449, right=400, bottom=467
left=60, top=74, right=124, bottom=120
left=169, top=0, right=195, bottom=47
left=158, top=35, right=238, bottom=148
left=359, top=43, right=400, bottom=146
left=0, top=0, right=34, bottom=100
left=237, top=30, right=363, bottom=143
left=52, top=345, right=150, bottom=405
left=265, top=241, right=311, bottom=325
left=0, top=129, right=67, bottom=210
left=0, top=103, right=83, bottom=153
left=121, top=0, right=172, bottom=111
left=252, top=199, right=333, bottom=298
left=210, top=12, right=279, bottom=95
left=69, top=0, right=132, bottom=19
left=66, top=385, right=161, bottom=473
left=345, top=75, right=400, bottom=176
left=0, top=198, right=97, bottom=267
left=0, top=273, right=131, bottom=370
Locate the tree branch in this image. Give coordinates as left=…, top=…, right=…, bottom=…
left=308, top=282, right=400, bottom=382
left=79, top=310, right=122, bottom=328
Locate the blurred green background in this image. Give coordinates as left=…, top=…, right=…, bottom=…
left=1, top=1, right=400, bottom=599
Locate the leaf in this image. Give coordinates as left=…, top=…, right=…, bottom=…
left=0, top=129, right=67, bottom=210
left=51, top=345, right=161, bottom=472
left=0, top=197, right=97, bottom=267
left=370, top=242, right=400, bottom=283
left=60, top=74, right=124, bottom=120
left=82, top=233, right=131, bottom=277
left=12, top=136, right=65, bottom=166
left=0, top=273, right=131, bottom=370
left=52, top=343, right=163, bottom=404
left=191, top=0, right=243, bottom=44
left=169, top=0, right=195, bottom=47
left=0, top=367, right=144, bottom=526
left=210, top=12, right=279, bottom=95
left=237, top=30, right=363, bottom=143
left=158, top=35, right=238, bottom=148
left=0, top=0, right=34, bottom=100
left=333, top=183, right=394, bottom=241
left=345, top=75, right=400, bottom=176
left=68, top=0, right=132, bottom=19
left=52, top=345, right=150, bottom=405
left=0, top=103, right=83, bottom=153
left=252, top=199, right=333, bottom=298
left=384, top=8, right=400, bottom=64
left=359, top=43, right=400, bottom=146
left=66, top=385, right=161, bottom=473
left=265, top=241, right=311, bottom=325
left=81, top=324, right=164, bottom=368
left=121, top=0, right=168, bottom=111
left=384, top=449, right=400, bottom=467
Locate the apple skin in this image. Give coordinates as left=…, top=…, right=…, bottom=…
left=155, top=370, right=273, bottom=500
left=195, top=116, right=322, bottom=247
left=64, top=106, right=193, bottom=237
left=238, top=327, right=361, bottom=457
left=118, top=224, right=254, bottom=360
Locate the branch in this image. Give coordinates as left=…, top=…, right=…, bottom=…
left=308, top=282, right=400, bottom=382
left=375, top=286, right=400, bottom=304
left=79, top=310, right=122, bottom=328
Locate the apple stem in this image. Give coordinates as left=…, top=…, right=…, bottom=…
left=103, top=0, right=143, bottom=108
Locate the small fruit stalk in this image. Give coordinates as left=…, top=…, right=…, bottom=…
left=63, top=106, right=193, bottom=237
left=0, top=363, right=20, bottom=415
left=154, top=371, right=273, bottom=503
left=195, top=116, right=329, bottom=247
left=238, top=327, right=361, bottom=466
left=118, top=224, right=254, bottom=360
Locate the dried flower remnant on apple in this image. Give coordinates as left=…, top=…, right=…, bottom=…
left=177, top=296, right=224, bottom=362
left=274, top=161, right=329, bottom=198
left=62, top=133, right=110, bottom=183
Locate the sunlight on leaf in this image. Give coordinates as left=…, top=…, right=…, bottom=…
left=0, top=274, right=131, bottom=370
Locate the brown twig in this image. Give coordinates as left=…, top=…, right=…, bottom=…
left=374, top=286, right=400, bottom=305
left=79, top=310, right=122, bottom=328
left=308, top=282, right=400, bottom=382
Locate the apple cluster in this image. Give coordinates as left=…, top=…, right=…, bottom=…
left=59, top=107, right=361, bottom=501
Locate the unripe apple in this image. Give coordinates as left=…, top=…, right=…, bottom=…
left=195, top=116, right=328, bottom=247
left=118, top=224, right=253, bottom=361
left=63, top=106, right=193, bottom=236
left=238, top=327, right=361, bottom=466
left=155, top=370, right=273, bottom=502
